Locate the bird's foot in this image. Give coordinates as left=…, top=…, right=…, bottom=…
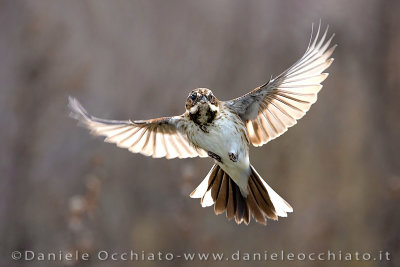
left=208, top=151, right=222, bottom=163
left=228, top=152, right=238, bottom=162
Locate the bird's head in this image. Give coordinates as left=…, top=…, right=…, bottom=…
left=185, top=88, right=220, bottom=115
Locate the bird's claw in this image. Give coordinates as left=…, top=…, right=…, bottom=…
left=208, top=151, right=222, bottom=163
left=229, top=152, right=238, bottom=162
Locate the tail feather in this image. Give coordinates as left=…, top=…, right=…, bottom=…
left=226, top=179, right=235, bottom=220
left=214, top=172, right=229, bottom=214
left=210, top=168, right=224, bottom=203
left=248, top=171, right=277, bottom=219
left=190, top=164, right=292, bottom=225
left=251, top=165, right=293, bottom=217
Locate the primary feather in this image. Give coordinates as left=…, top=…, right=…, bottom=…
left=226, top=24, right=336, bottom=146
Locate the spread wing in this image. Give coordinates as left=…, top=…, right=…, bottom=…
left=68, top=97, right=208, bottom=159
left=226, top=24, right=336, bottom=147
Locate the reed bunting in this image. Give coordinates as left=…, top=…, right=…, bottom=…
left=69, top=23, right=335, bottom=225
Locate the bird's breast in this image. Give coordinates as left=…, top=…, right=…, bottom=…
left=187, top=109, right=249, bottom=164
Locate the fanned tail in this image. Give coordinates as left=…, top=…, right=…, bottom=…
left=190, top=164, right=293, bottom=225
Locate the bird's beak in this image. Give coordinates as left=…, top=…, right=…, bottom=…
left=200, top=95, right=207, bottom=104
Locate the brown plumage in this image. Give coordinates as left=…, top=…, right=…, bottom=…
left=191, top=164, right=283, bottom=225
left=68, top=22, right=335, bottom=225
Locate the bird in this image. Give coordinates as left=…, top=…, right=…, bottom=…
left=68, top=23, right=336, bottom=225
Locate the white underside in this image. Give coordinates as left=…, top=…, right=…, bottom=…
left=188, top=110, right=293, bottom=217
left=189, top=111, right=250, bottom=193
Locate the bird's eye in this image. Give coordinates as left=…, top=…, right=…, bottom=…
left=207, top=94, right=213, bottom=101
left=190, top=93, right=197, bottom=100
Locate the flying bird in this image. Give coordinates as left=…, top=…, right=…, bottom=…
left=68, top=24, right=336, bottom=225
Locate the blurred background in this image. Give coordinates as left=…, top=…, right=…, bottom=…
left=1, top=0, right=399, bottom=266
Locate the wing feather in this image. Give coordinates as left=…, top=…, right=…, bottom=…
left=226, top=23, right=336, bottom=147
left=68, top=97, right=207, bottom=159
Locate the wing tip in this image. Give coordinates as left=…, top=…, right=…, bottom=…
left=67, top=96, right=91, bottom=122
left=308, top=21, right=335, bottom=49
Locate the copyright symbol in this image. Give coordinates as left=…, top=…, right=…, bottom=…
left=11, top=251, right=22, bottom=260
